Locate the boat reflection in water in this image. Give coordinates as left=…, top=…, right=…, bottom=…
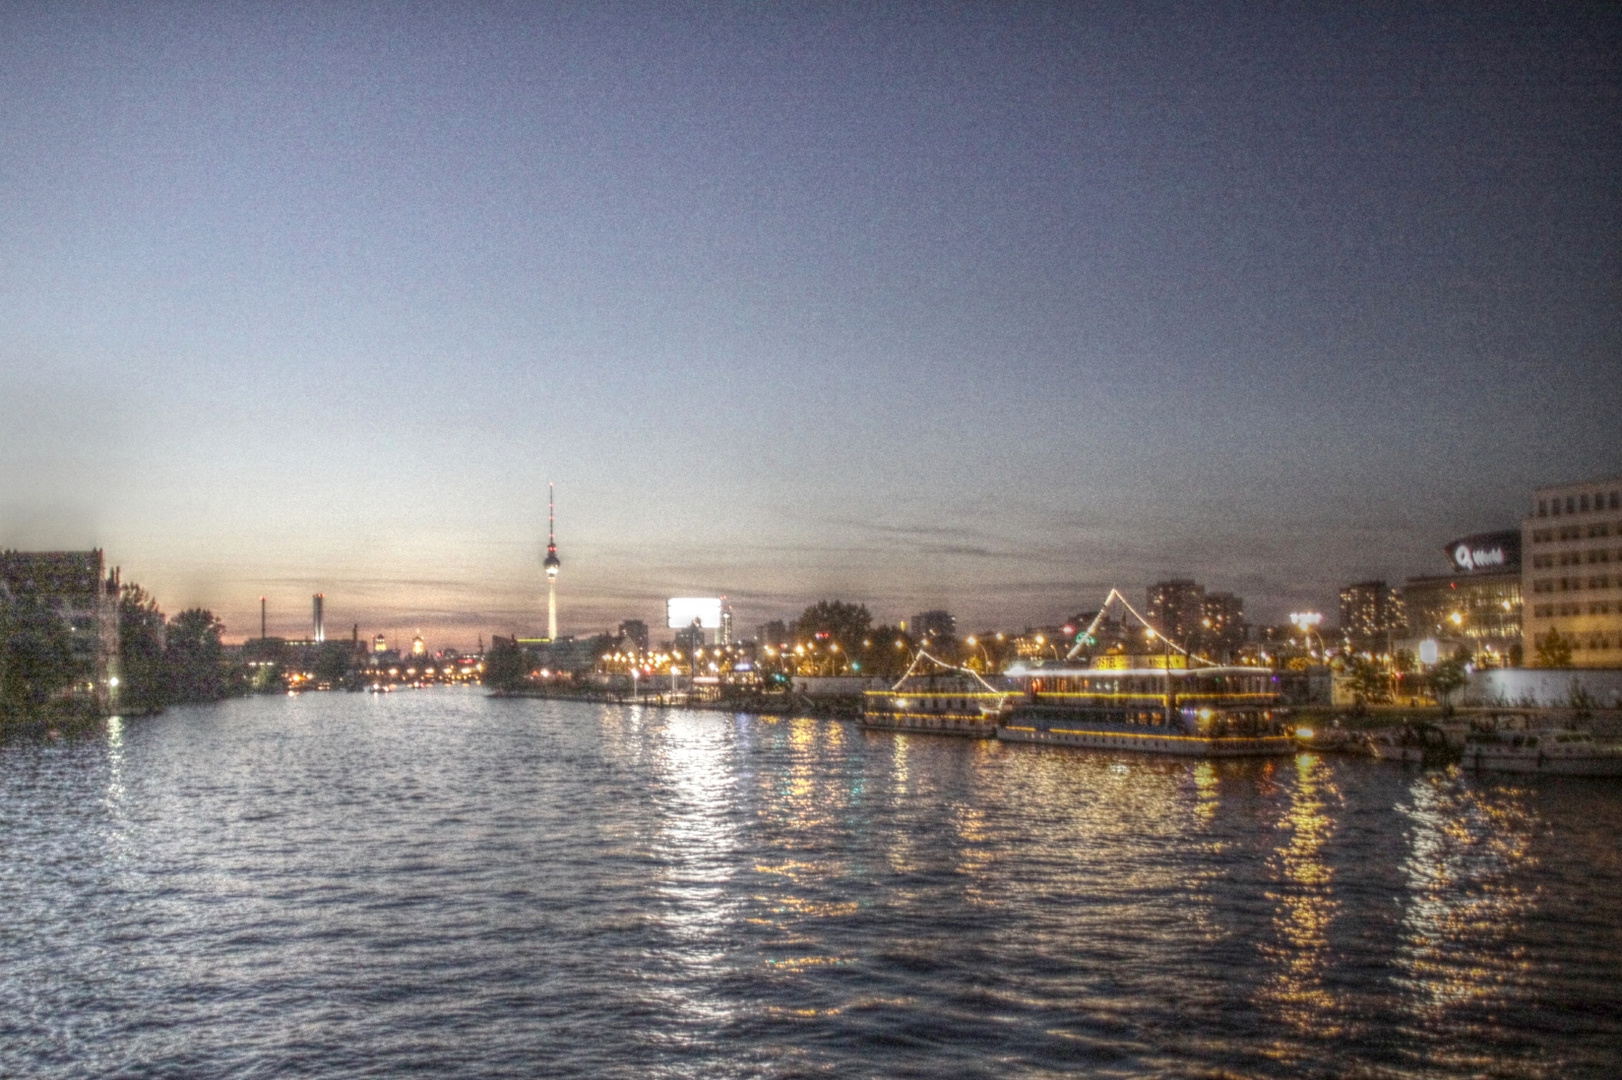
left=1395, top=771, right=1542, bottom=1074
left=1257, top=752, right=1345, bottom=1044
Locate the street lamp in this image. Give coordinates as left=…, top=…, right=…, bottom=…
left=1289, top=612, right=1325, bottom=660
left=1033, top=633, right=1060, bottom=661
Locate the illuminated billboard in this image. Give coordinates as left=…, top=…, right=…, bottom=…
left=667, top=597, right=723, bottom=629
left=1442, top=531, right=1521, bottom=574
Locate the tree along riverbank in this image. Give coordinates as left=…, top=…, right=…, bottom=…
left=1, top=582, right=246, bottom=736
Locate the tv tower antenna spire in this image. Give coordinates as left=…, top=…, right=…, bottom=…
left=544, top=482, right=561, bottom=640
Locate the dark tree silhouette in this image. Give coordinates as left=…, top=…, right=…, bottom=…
left=483, top=636, right=529, bottom=692
left=0, top=587, right=76, bottom=717
left=119, top=583, right=168, bottom=714
left=793, top=601, right=872, bottom=652
left=165, top=608, right=226, bottom=703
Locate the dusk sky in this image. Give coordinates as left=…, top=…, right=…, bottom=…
left=2, top=2, right=1618, bottom=647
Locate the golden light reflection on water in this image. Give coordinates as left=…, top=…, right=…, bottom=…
left=883, top=736, right=920, bottom=876
left=782, top=718, right=835, bottom=833
left=761, top=995, right=912, bottom=1019
left=645, top=711, right=745, bottom=1026
left=1396, top=772, right=1540, bottom=1024
left=1257, top=752, right=1344, bottom=1041
left=967, top=750, right=1219, bottom=997
left=1175, top=759, right=1228, bottom=947
left=954, top=800, right=997, bottom=908
left=102, top=716, right=129, bottom=862
left=1191, top=760, right=1219, bottom=826
left=749, top=719, right=863, bottom=963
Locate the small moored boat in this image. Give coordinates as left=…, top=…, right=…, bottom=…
left=1365, top=723, right=1455, bottom=766
left=1462, top=729, right=1622, bottom=777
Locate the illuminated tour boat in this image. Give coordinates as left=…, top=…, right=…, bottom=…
left=861, top=652, right=1012, bottom=738
left=997, top=662, right=1292, bottom=756
left=995, top=588, right=1292, bottom=757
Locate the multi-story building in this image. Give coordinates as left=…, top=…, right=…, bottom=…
left=1403, top=530, right=1522, bottom=667
left=0, top=549, right=121, bottom=709
left=907, top=610, right=955, bottom=643
left=515, top=635, right=602, bottom=675
left=1144, top=580, right=1246, bottom=659
left=1338, top=580, right=1407, bottom=653
left=1522, top=476, right=1622, bottom=667
left=1201, top=592, right=1247, bottom=659
left=1146, top=579, right=1204, bottom=645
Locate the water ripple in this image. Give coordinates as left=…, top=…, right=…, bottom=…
left=2, top=690, right=1619, bottom=1078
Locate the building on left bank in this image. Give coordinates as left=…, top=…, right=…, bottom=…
left=0, top=549, right=122, bottom=710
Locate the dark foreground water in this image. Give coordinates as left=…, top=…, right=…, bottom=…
left=3, top=690, right=1620, bottom=1078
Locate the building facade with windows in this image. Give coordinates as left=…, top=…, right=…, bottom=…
left=0, top=549, right=122, bottom=709
left=1146, top=579, right=1204, bottom=644
left=907, top=610, right=956, bottom=643
left=1338, top=580, right=1407, bottom=653
left=1145, top=580, right=1247, bottom=660
left=1200, top=592, right=1247, bottom=659
left=1522, top=476, right=1622, bottom=667
left=1402, top=530, right=1522, bottom=667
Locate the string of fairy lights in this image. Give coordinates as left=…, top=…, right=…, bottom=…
left=890, top=647, right=1012, bottom=696
left=886, top=587, right=1223, bottom=697
left=1065, top=588, right=1218, bottom=667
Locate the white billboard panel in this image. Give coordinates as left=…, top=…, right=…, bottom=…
left=667, top=597, right=723, bottom=629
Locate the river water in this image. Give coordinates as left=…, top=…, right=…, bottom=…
left=2, top=689, right=1619, bottom=1078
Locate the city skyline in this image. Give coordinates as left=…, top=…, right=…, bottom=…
left=3, top=4, right=1618, bottom=647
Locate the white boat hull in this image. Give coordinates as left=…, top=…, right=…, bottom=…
left=998, top=724, right=1295, bottom=757
left=1462, top=748, right=1622, bottom=777
left=860, top=713, right=998, bottom=738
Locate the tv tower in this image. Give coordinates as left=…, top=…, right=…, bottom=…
left=544, top=482, right=561, bottom=640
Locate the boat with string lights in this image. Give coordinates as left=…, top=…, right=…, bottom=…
left=995, top=589, right=1294, bottom=757
left=860, top=651, right=1013, bottom=738
left=997, top=664, right=1292, bottom=756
